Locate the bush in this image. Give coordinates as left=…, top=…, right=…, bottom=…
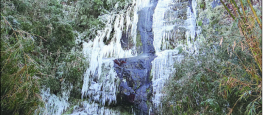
left=162, top=0, right=261, bottom=114
left=1, top=0, right=88, bottom=114
left=1, top=17, right=43, bottom=115
left=161, top=44, right=229, bottom=114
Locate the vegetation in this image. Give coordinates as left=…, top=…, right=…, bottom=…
left=0, top=0, right=131, bottom=114
left=1, top=0, right=132, bottom=114
left=1, top=16, right=43, bottom=115
left=162, top=0, right=261, bottom=114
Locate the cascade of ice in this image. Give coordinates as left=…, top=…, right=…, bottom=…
left=39, top=0, right=201, bottom=114
left=152, top=0, right=173, bottom=53
left=38, top=0, right=151, bottom=114
left=80, top=0, right=151, bottom=109
left=153, top=0, right=199, bottom=53
left=151, top=0, right=199, bottom=110
left=70, top=0, right=153, bottom=114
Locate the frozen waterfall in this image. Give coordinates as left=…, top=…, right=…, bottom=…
left=39, top=0, right=200, bottom=114
left=151, top=0, right=200, bottom=111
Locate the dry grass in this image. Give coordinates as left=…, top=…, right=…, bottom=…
left=219, top=0, right=262, bottom=114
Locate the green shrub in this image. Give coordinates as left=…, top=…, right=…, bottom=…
left=162, top=0, right=261, bottom=114
left=161, top=45, right=229, bottom=115
left=1, top=0, right=88, bottom=114
left=1, top=17, right=43, bottom=115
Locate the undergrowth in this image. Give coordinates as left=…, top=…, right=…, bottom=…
left=1, top=0, right=131, bottom=114
left=162, top=0, right=261, bottom=114
left=1, top=15, right=43, bottom=115
left=1, top=0, right=89, bottom=114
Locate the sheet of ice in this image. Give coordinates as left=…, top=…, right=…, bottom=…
left=151, top=0, right=200, bottom=110
left=151, top=50, right=184, bottom=109
left=153, top=0, right=173, bottom=52
left=153, top=0, right=200, bottom=53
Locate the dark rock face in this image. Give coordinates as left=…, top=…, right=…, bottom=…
left=114, top=56, right=155, bottom=114
left=137, top=4, right=157, bottom=55
left=114, top=0, right=158, bottom=114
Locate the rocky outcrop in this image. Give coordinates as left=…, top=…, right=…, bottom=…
left=114, top=0, right=158, bottom=114
left=114, top=56, right=155, bottom=114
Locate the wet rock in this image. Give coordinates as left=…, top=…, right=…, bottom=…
left=114, top=57, right=155, bottom=114
left=113, top=0, right=159, bottom=114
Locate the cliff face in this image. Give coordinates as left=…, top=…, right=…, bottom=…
left=71, top=0, right=200, bottom=114
left=78, top=0, right=201, bottom=114
left=45, top=0, right=228, bottom=114
left=113, top=2, right=157, bottom=114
